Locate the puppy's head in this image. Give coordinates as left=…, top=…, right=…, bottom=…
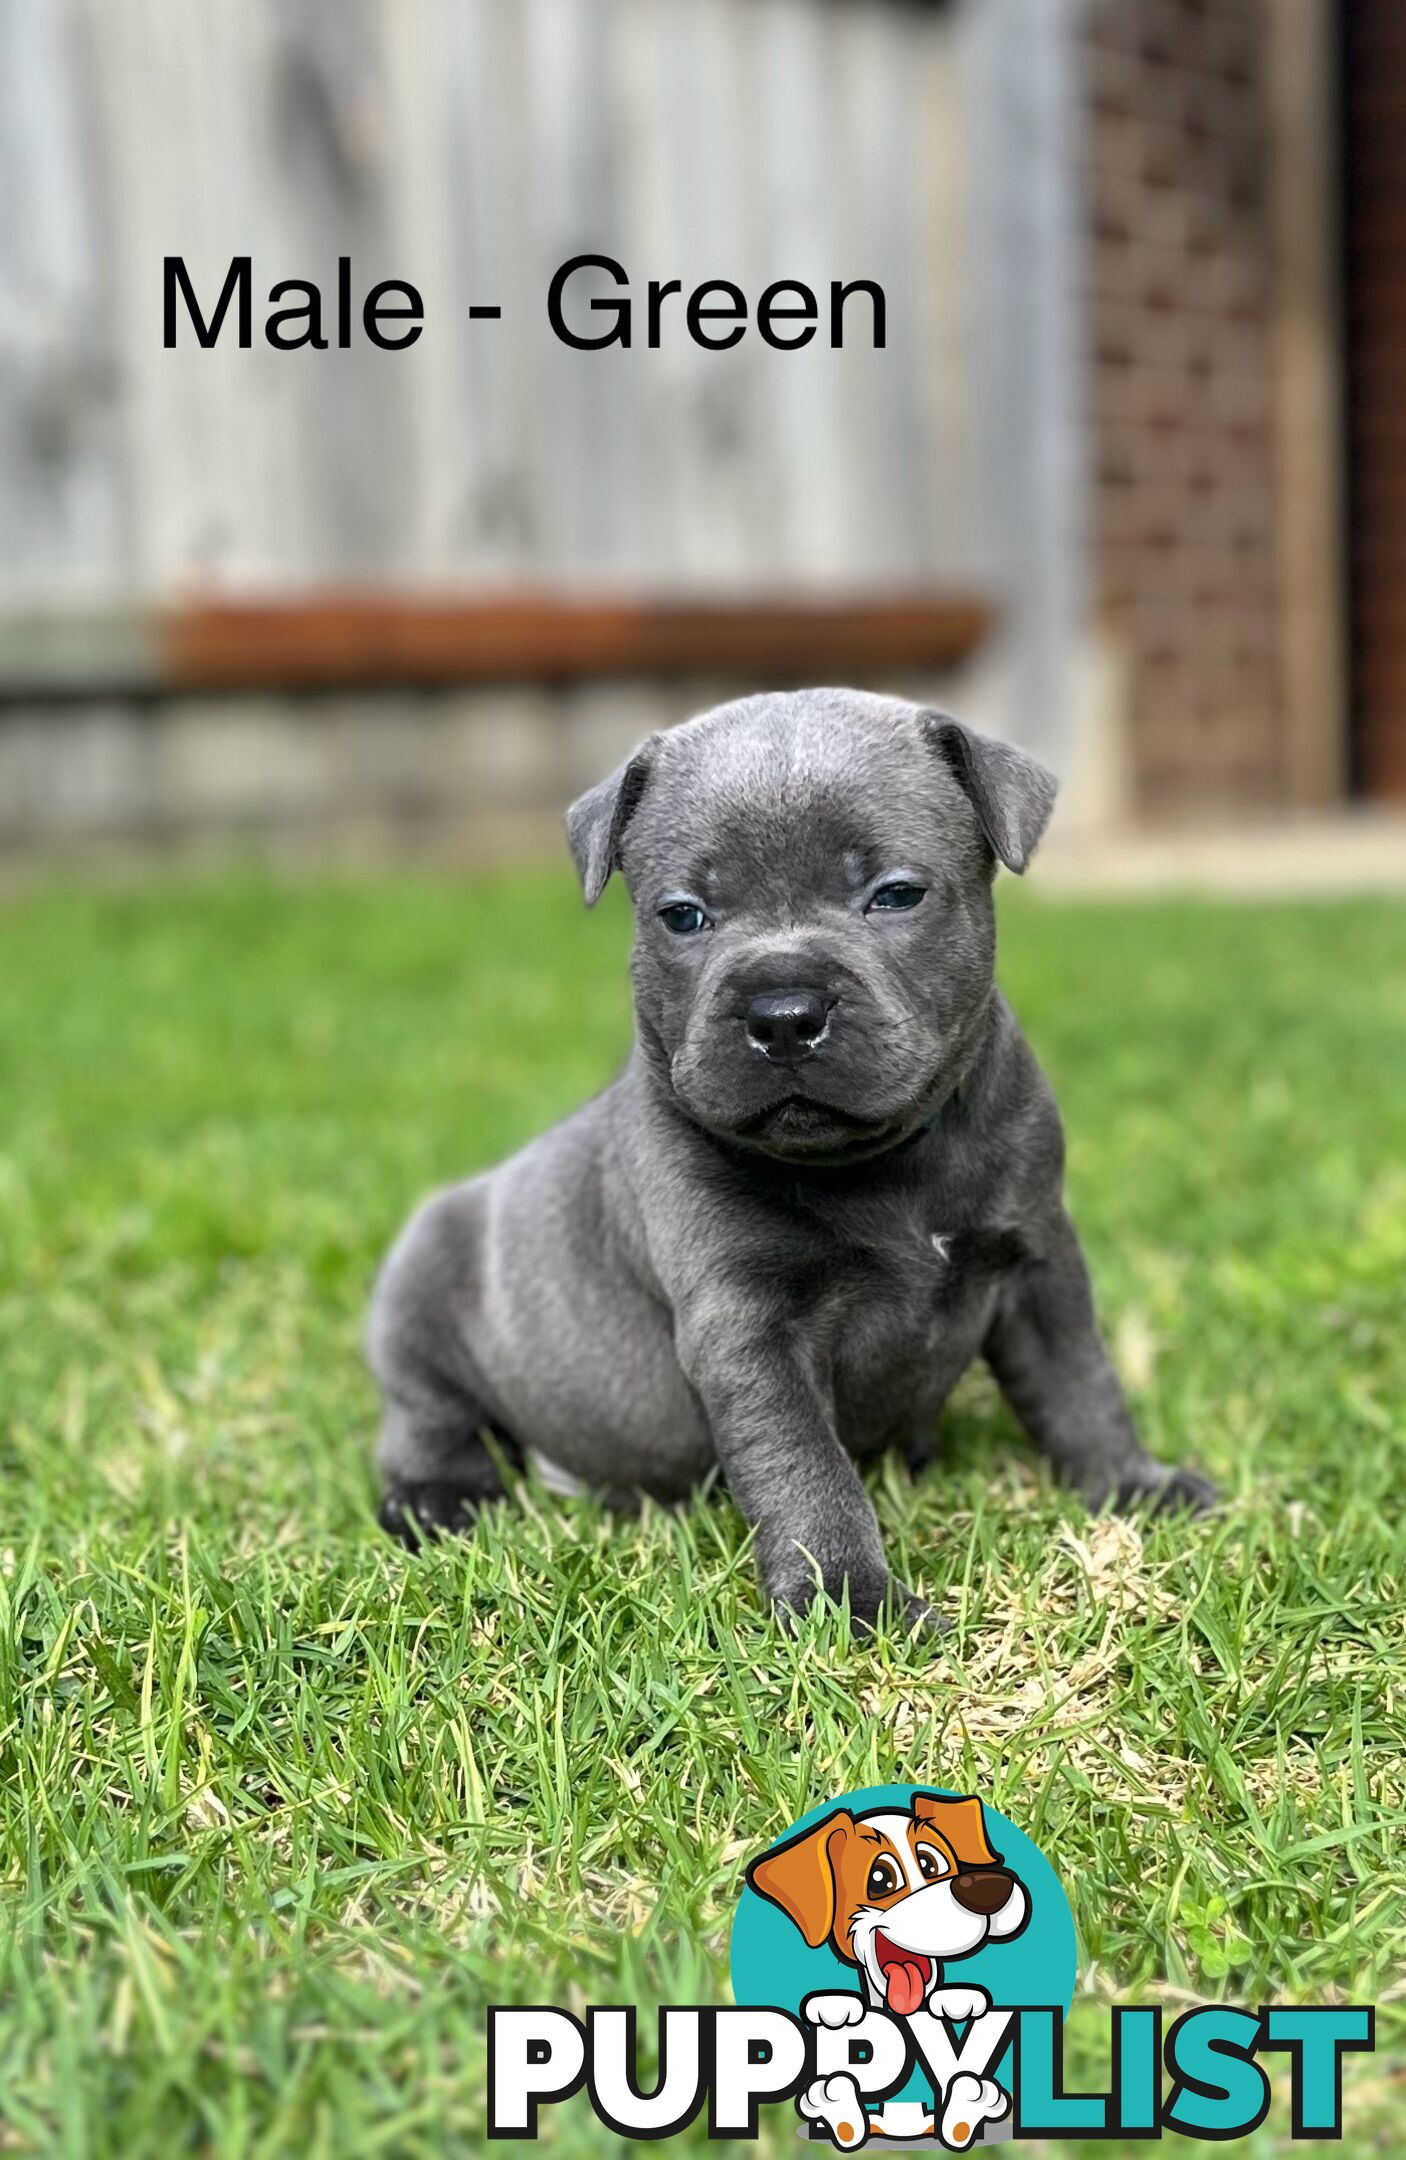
left=746, top=1792, right=1029, bottom=2015
left=566, top=690, right=1055, bottom=1163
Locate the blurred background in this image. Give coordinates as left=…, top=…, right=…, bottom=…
left=1, top=0, right=1403, bottom=879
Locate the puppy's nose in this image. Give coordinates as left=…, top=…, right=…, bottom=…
left=744, top=989, right=830, bottom=1061
left=950, top=1869, right=1013, bottom=1917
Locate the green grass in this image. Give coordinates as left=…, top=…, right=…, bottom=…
left=0, top=868, right=1402, bottom=2156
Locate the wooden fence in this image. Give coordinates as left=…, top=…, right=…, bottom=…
left=1, top=0, right=977, bottom=633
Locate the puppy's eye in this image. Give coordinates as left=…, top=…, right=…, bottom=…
left=868, top=882, right=926, bottom=914
left=658, top=902, right=708, bottom=936
left=866, top=1857, right=901, bottom=1899
left=916, top=1847, right=948, bottom=1883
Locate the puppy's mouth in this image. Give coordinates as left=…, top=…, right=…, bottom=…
left=873, top=1930, right=934, bottom=2016
left=745, top=1095, right=873, bottom=1134
left=736, top=1095, right=903, bottom=1160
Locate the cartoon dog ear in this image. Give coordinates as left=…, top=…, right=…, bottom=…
left=921, top=712, right=1056, bottom=876
left=564, top=737, right=657, bottom=905
left=746, top=1811, right=855, bottom=1949
left=911, top=1792, right=1001, bottom=1869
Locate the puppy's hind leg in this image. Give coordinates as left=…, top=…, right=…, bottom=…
left=984, top=1208, right=1216, bottom=1515
left=368, top=1188, right=521, bottom=1548
left=376, top=1381, right=519, bottom=1547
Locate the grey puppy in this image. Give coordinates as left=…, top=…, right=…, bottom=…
left=369, top=690, right=1213, bottom=1629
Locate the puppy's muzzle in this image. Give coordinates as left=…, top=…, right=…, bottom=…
left=950, top=1867, right=1016, bottom=1917
left=744, top=987, right=832, bottom=1063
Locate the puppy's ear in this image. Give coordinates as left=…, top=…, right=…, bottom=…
left=564, top=738, right=657, bottom=905
left=921, top=713, right=1056, bottom=876
left=911, top=1791, right=1000, bottom=1869
left=746, top=1810, right=854, bottom=1950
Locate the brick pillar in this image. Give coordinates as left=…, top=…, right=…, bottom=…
left=1081, top=1, right=1287, bottom=818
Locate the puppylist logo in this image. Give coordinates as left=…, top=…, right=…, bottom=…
left=488, top=1783, right=1374, bottom=2145
left=735, top=1785, right=1048, bottom=2146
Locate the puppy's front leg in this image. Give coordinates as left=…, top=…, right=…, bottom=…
left=984, top=1209, right=1216, bottom=1514
left=677, top=1311, right=931, bottom=1630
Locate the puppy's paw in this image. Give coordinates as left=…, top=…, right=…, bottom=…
left=798, top=2072, right=869, bottom=2149
left=940, top=2072, right=1008, bottom=2150
left=803, top=1991, right=868, bottom=2030
left=769, top=1573, right=949, bottom=1643
left=1152, top=1465, right=1220, bottom=1516
left=928, top=1987, right=993, bottom=2021
left=378, top=1481, right=477, bottom=1548
left=893, top=1587, right=952, bottom=1641
left=1100, top=1459, right=1219, bottom=1518
left=766, top=1563, right=889, bottom=1635
left=928, top=1984, right=991, bottom=2024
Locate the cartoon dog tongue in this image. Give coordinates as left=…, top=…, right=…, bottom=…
left=884, top=1956, right=928, bottom=2017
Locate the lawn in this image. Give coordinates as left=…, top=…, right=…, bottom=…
left=0, top=868, right=1402, bottom=2157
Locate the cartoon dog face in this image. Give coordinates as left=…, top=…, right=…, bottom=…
left=747, top=1792, right=1029, bottom=2017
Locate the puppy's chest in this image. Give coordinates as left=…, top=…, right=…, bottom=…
left=804, top=1209, right=1028, bottom=1364
left=817, top=1239, right=1002, bottom=1457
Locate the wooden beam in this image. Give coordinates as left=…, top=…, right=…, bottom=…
left=0, top=592, right=993, bottom=700
left=158, top=592, right=993, bottom=693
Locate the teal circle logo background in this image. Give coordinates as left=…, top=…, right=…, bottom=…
left=729, top=1784, right=1077, bottom=2105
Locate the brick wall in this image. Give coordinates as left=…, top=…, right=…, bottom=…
left=1082, top=0, right=1286, bottom=817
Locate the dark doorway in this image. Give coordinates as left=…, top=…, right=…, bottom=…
left=1342, top=0, right=1406, bottom=798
